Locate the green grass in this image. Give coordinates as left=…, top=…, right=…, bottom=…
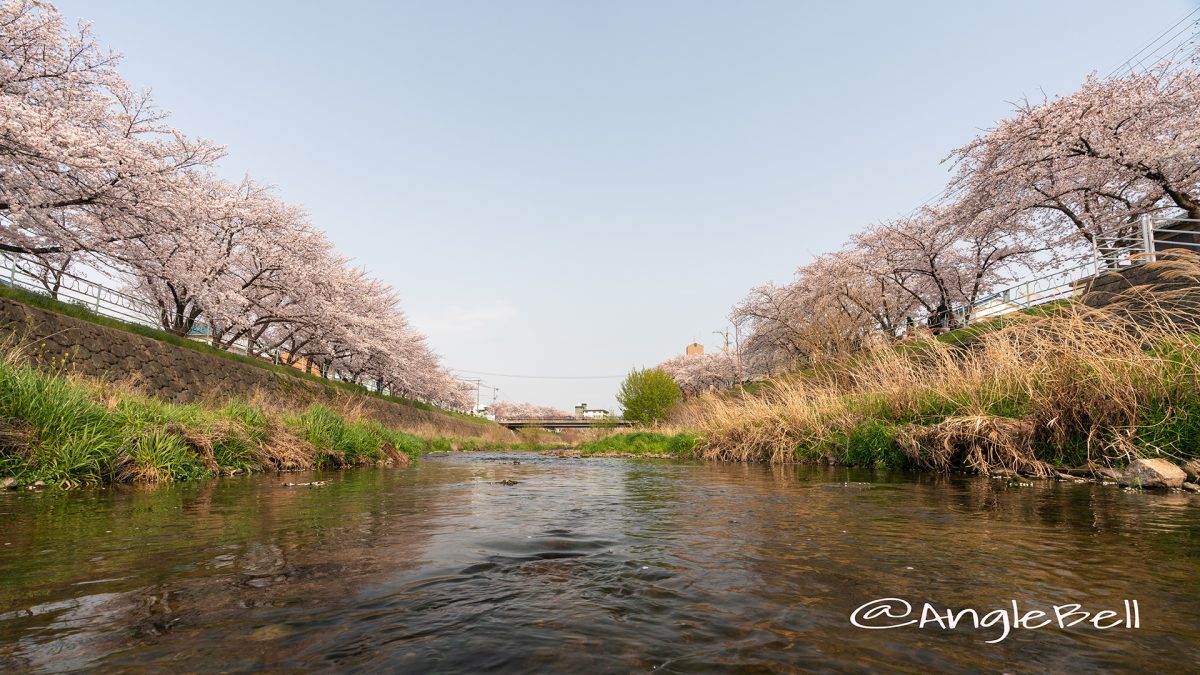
left=212, top=400, right=271, bottom=473
left=807, top=419, right=908, bottom=468
left=1135, top=398, right=1200, bottom=460
left=0, top=357, right=123, bottom=487
left=577, top=432, right=699, bottom=458
left=0, top=353, right=464, bottom=488
left=0, top=283, right=489, bottom=426
left=0, top=346, right=637, bottom=489
left=286, top=404, right=432, bottom=466
left=440, top=437, right=541, bottom=452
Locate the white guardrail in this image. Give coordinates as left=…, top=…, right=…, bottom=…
left=959, top=216, right=1200, bottom=323
left=0, top=253, right=386, bottom=391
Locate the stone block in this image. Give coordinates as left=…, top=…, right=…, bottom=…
left=1119, top=458, right=1188, bottom=489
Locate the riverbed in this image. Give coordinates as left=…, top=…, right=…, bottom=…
left=1, top=452, right=1197, bottom=672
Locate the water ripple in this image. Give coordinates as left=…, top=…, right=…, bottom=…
left=0, top=453, right=1197, bottom=672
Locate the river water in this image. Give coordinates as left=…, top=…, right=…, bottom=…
left=1, top=452, right=1197, bottom=673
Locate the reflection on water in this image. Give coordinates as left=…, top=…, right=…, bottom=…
left=1, top=454, right=1198, bottom=672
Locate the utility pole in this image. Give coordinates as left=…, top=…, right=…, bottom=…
left=732, top=322, right=744, bottom=385
left=716, top=325, right=744, bottom=386
left=713, top=329, right=730, bottom=351
left=460, top=378, right=482, bottom=413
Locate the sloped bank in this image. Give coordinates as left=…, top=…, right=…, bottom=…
left=0, top=293, right=513, bottom=443
left=0, top=348, right=527, bottom=489
left=600, top=256, right=1200, bottom=492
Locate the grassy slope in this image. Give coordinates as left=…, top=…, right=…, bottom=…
left=0, top=283, right=488, bottom=426
left=696, top=295, right=1200, bottom=473
left=0, top=351, right=537, bottom=488
left=596, top=285, right=1200, bottom=475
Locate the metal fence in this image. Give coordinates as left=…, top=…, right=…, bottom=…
left=0, top=254, right=356, bottom=377
left=0, top=254, right=490, bottom=403
left=0, top=253, right=173, bottom=331
left=957, top=215, right=1200, bottom=323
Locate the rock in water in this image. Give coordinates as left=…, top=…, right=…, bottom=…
left=1, top=477, right=16, bottom=490
left=382, top=444, right=412, bottom=467
left=1119, top=459, right=1187, bottom=489
left=1183, top=459, right=1200, bottom=483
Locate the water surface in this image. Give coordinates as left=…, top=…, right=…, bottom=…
left=1, top=453, right=1198, bottom=672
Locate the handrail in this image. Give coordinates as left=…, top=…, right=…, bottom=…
left=955, top=215, right=1199, bottom=324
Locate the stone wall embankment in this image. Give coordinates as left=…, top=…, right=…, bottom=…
left=0, top=297, right=511, bottom=441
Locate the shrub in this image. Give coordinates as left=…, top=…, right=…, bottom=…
left=617, top=368, right=682, bottom=426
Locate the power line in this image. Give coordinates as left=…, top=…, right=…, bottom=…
left=1105, top=6, right=1200, bottom=78
left=894, top=9, right=1200, bottom=224
left=1157, top=27, right=1200, bottom=67
left=1126, top=15, right=1199, bottom=73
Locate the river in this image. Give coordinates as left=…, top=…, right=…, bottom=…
left=1, top=452, right=1197, bottom=672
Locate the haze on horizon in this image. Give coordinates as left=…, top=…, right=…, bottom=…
left=51, top=0, right=1197, bottom=411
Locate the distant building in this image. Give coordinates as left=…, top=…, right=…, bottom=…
left=575, top=403, right=610, bottom=419
left=686, top=342, right=704, bottom=356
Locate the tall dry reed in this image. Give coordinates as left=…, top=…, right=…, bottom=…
left=677, top=252, right=1200, bottom=475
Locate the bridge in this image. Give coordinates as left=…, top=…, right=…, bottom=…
left=497, top=417, right=634, bottom=430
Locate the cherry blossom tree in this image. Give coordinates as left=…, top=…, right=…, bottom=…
left=658, top=348, right=738, bottom=397
left=947, top=56, right=1200, bottom=258
left=0, top=0, right=222, bottom=258
left=491, top=401, right=571, bottom=420
left=724, top=51, right=1200, bottom=384
left=853, top=203, right=1045, bottom=328
left=0, top=0, right=476, bottom=413
left=12, top=250, right=74, bottom=298
left=731, top=251, right=905, bottom=371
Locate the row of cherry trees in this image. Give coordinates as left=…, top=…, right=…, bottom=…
left=657, top=349, right=738, bottom=398
left=0, top=1, right=474, bottom=410
left=726, top=52, right=1200, bottom=376
left=489, top=401, right=570, bottom=420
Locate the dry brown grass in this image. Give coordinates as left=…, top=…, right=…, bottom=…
left=677, top=252, right=1200, bottom=474
left=897, top=415, right=1045, bottom=476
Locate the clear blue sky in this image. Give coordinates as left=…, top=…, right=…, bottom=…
left=55, top=0, right=1196, bottom=411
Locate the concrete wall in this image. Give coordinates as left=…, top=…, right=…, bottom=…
left=0, top=297, right=509, bottom=440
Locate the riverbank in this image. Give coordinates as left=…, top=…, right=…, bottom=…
left=593, top=261, right=1200, bottom=488
left=574, top=431, right=698, bottom=458
left=0, top=284, right=483, bottom=425
left=0, top=348, right=534, bottom=489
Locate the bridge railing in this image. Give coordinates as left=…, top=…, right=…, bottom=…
left=497, top=416, right=632, bottom=426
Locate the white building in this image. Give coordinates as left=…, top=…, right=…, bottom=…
left=574, top=403, right=610, bottom=419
